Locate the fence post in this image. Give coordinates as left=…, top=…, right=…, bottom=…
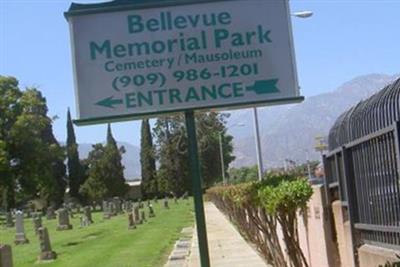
left=394, top=120, right=400, bottom=177
left=322, top=155, right=331, bottom=206
left=341, top=146, right=359, bottom=267
left=334, top=153, right=345, bottom=204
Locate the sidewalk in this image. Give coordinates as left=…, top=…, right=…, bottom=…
left=188, top=202, right=269, bottom=267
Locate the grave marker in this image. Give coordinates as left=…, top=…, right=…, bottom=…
left=128, top=213, right=136, bottom=230
left=103, top=201, right=111, bottom=219
left=0, top=244, right=13, bottom=267
left=164, top=197, right=169, bottom=209
left=56, top=209, right=73, bottom=230
left=141, top=210, right=146, bottom=222
left=134, top=206, right=142, bottom=224
left=46, top=207, right=56, bottom=220
left=37, top=227, right=57, bottom=261
left=5, top=212, right=14, bottom=227
left=148, top=204, right=156, bottom=218
left=14, top=211, right=29, bottom=245
left=33, top=216, right=42, bottom=235
left=83, top=206, right=94, bottom=224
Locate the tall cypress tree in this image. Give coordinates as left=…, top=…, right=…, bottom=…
left=42, top=119, right=66, bottom=207
left=66, top=108, right=84, bottom=201
left=140, top=119, right=157, bottom=199
left=106, top=124, right=127, bottom=196
left=107, top=123, right=117, bottom=147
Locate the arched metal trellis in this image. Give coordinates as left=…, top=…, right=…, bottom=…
left=324, top=78, right=400, bottom=255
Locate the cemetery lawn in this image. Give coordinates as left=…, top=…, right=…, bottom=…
left=0, top=199, right=194, bottom=267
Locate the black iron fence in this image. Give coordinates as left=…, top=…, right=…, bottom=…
left=324, top=78, right=400, bottom=253
left=325, top=122, right=400, bottom=250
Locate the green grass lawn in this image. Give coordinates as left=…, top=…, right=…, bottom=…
left=0, top=199, right=194, bottom=267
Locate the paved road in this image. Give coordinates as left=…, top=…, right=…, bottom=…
left=188, top=202, right=269, bottom=267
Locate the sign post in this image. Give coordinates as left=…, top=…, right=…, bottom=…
left=64, top=1, right=302, bottom=266
left=185, top=110, right=210, bottom=267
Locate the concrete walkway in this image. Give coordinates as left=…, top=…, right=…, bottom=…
left=188, top=202, right=269, bottom=267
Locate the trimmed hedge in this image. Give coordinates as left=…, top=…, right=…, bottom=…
left=207, top=173, right=313, bottom=267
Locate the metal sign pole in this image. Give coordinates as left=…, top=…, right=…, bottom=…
left=184, top=110, right=211, bottom=267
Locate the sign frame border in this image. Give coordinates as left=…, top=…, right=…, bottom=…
left=65, top=0, right=303, bottom=126
left=73, top=96, right=304, bottom=125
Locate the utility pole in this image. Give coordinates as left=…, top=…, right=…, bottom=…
left=253, top=107, right=264, bottom=181
left=219, top=133, right=226, bottom=185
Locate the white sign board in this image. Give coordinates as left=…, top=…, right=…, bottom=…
left=66, top=0, right=301, bottom=124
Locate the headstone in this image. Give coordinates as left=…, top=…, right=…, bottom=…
left=148, top=204, right=155, bottom=218
left=66, top=204, right=74, bottom=219
left=113, top=197, right=122, bottom=214
left=33, top=216, right=42, bottom=235
left=141, top=210, right=146, bottom=222
left=125, top=201, right=133, bottom=212
left=153, top=197, right=158, bottom=203
left=182, top=192, right=189, bottom=200
left=37, top=227, right=57, bottom=261
left=147, top=200, right=151, bottom=207
left=83, top=206, right=93, bottom=224
left=138, top=199, right=144, bottom=209
left=134, top=206, right=142, bottom=224
left=103, top=201, right=111, bottom=219
left=102, top=200, right=107, bottom=211
left=128, top=213, right=136, bottom=230
left=122, top=201, right=126, bottom=211
left=79, top=216, right=90, bottom=228
left=5, top=212, right=14, bottom=227
left=46, top=207, right=56, bottom=220
left=164, top=197, right=169, bottom=209
left=109, top=202, right=116, bottom=216
left=56, top=209, right=72, bottom=230
left=14, top=211, right=29, bottom=244
left=0, top=244, right=13, bottom=267
left=174, top=196, right=178, bottom=204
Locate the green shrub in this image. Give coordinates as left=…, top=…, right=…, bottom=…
left=259, top=178, right=312, bottom=215
left=207, top=173, right=313, bottom=267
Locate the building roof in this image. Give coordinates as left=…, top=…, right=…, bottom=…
left=126, top=180, right=141, bottom=187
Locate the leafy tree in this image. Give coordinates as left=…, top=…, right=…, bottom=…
left=140, top=119, right=157, bottom=199
left=12, top=89, right=66, bottom=206
left=80, top=125, right=127, bottom=202
left=0, top=76, right=66, bottom=208
left=291, top=160, right=320, bottom=177
left=197, top=112, right=235, bottom=187
left=228, top=165, right=259, bottom=184
left=153, top=112, right=235, bottom=195
left=66, top=108, right=85, bottom=201
left=0, top=76, right=22, bottom=208
left=80, top=144, right=109, bottom=202
left=154, top=116, right=188, bottom=196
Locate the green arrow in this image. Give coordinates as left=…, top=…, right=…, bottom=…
left=246, top=79, right=279, bottom=94
left=96, top=96, right=123, bottom=109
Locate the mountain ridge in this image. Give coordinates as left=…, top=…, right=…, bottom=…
left=61, top=73, right=399, bottom=178
left=60, top=141, right=141, bottom=179
left=228, top=73, right=399, bottom=168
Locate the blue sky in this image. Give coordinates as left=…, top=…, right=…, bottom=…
left=1, top=0, right=399, bottom=146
